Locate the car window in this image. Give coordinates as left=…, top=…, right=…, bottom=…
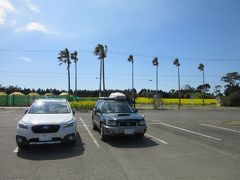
left=101, top=101, right=133, bottom=114
left=96, top=101, right=104, bottom=109
left=28, top=101, right=71, bottom=114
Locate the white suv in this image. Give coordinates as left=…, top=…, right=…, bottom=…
left=16, top=99, right=77, bottom=148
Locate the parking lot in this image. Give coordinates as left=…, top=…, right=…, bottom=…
left=0, top=108, right=240, bottom=180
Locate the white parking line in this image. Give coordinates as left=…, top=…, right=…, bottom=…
left=201, top=123, right=240, bottom=133
left=155, top=122, right=222, bottom=141
left=145, top=133, right=168, bottom=144
left=79, top=117, right=100, bottom=149
left=77, top=124, right=91, bottom=127
left=148, top=123, right=163, bottom=125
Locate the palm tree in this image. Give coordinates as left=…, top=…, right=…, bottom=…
left=128, top=54, right=135, bottom=107
left=173, top=58, right=181, bottom=109
left=58, top=48, right=70, bottom=100
left=93, top=44, right=108, bottom=97
left=152, top=57, right=159, bottom=96
left=198, top=63, right=205, bottom=105
left=70, top=51, right=78, bottom=101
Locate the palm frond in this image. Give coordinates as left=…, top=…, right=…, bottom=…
left=70, top=50, right=78, bottom=63
left=198, top=63, right=204, bottom=71
left=93, top=44, right=107, bottom=60
left=128, top=55, right=134, bottom=62
left=152, top=57, right=158, bottom=66
left=173, top=58, right=180, bottom=66
left=104, top=45, right=108, bottom=53
left=57, top=48, right=70, bottom=65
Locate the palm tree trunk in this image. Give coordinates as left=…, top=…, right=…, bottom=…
left=177, top=66, right=181, bottom=109
left=99, top=60, right=102, bottom=97
left=156, top=65, right=158, bottom=94
left=132, top=61, right=135, bottom=108
left=102, top=57, right=105, bottom=96
left=67, top=60, right=70, bottom=100
left=202, top=70, right=205, bottom=106
left=75, top=62, right=77, bottom=101
left=154, top=65, right=159, bottom=109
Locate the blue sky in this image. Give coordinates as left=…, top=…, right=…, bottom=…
left=0, top=0, right=240, bottom=93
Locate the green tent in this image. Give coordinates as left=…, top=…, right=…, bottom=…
left=44, top=93, right=54, bottom=97
left=28, top=92, right=40, bottom=96
left=0, top=92, right=7, bottom=95
left=59, top=92, right=69, bottom=96
left=10, top=92, right=25, bottom=96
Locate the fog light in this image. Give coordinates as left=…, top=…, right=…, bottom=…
left=17, top=137, right=23, bottom=143
left=68, top=135, right=74, bottom=141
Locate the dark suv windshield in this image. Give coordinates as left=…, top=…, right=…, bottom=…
left=28, top=101, right=71, bottom=114
left=101, top=101, right=133, bottom=114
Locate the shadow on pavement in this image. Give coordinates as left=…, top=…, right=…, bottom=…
left=17, top=132, right=85, bottom=160
left=105, top=135, right=159, bottom=148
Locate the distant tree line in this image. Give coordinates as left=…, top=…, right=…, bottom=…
left=0, top=85, right=215, bottom=98
left=1, top=72, right=239, bottom=107
left=220, top=72, right=240, bottom=106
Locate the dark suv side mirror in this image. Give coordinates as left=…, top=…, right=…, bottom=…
left=94, top=108, right=102, bottom=114
left=133, top=108, right=138, bottom=113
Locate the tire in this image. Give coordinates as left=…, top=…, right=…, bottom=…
left=62, top=134, right=76, bottom=146
left=136, top=133, right=144, bottom=139
left=16, top=136, right=27, bottom=149
left=17, top=143, right=25, bottom=149
left=69, top=139, right=76, bottom=146
left=100, top=125, right=107, bottom=141
left=92, top=120, right=97, bottom=130
left=63, top=139, right=76, bottom=146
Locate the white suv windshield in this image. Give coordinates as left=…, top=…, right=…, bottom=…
left=28, top=101, right=71, bottom=114
left=101, top=101, right=133, bottom=114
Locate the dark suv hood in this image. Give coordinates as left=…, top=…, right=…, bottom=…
left=102, top=113, right=144, bottom=121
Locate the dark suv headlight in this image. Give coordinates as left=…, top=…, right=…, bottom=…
left=139, top=120, right=146, bottom=126
left=106, top=120, right=118, bottom=126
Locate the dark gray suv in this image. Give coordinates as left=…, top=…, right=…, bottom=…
left=92, top=93, right=147, bottom=140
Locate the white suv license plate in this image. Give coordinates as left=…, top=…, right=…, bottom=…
left=124, top=129, right=134, bottom=135
left=39, top=135, right=52, bottom=141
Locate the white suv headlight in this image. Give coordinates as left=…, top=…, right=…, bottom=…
left=18, top=122, right=29, bottom=129
left=64, top=120, right=75, bottom=128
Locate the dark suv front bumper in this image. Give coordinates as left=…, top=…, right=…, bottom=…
left=102, top=125, right=147, bottom=136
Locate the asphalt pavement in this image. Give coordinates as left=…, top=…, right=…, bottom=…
left=0, top=109, right=240, bottom=180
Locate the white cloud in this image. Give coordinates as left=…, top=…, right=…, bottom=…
left=0, top=0, right=40, bottom=26
left=0, top=0, right=16, bottom=25
left=24, top=0, right=40, bottom=13
left=19, top=57, right=32, bottom=62
left=16, top=22, right=57, bottom=35
left=11, top=20, right=17, bottom=26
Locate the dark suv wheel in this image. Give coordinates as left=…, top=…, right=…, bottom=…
left=136, top=133, right=144, bottom=139
left=100, top=125, right=108, bottom=141
left=92, top=119, right=98, bottom=130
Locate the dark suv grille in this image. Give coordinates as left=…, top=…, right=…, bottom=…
left=119, top=121, right=136, bottom=126
left=32, top=125, right=60, bottom=133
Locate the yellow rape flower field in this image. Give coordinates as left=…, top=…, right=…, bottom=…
left=70, top=97, right=218, bottom=110
left=136, top=97, right=217, bottom=105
